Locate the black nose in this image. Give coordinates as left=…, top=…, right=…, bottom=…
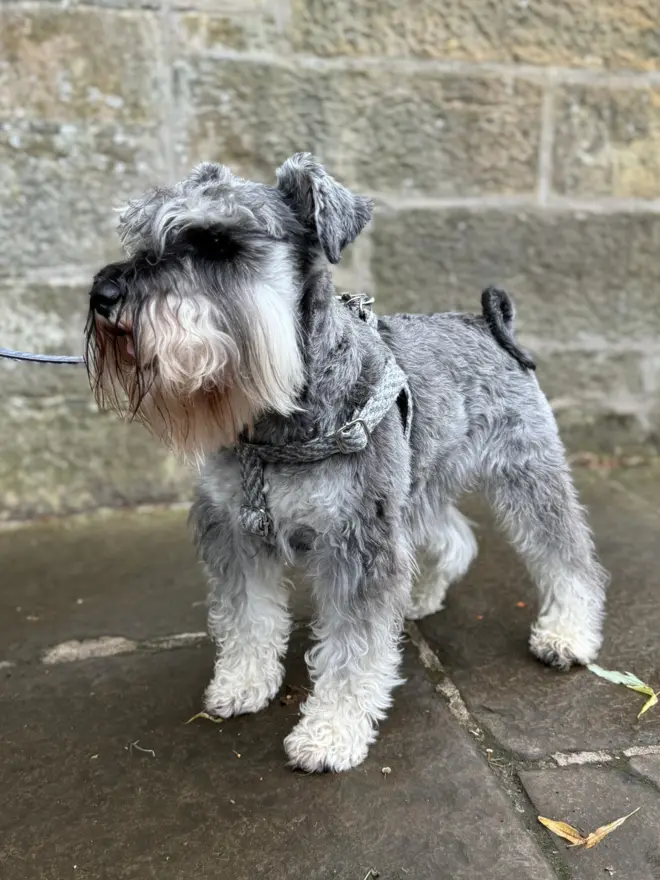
left=90, top=279, right=121, bottom=317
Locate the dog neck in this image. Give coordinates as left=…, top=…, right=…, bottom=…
left=247, top=268, right=388, bottom=447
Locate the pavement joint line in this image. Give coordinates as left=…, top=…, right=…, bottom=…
left=405, top=622, right=481, bottom=733
left=403, top=620, right=660, bottom=878
left=39, top=631, right=208, bottom=665
left=622, top=745, right=660, bottom=757
left=551, top=749, right=614, bottom=767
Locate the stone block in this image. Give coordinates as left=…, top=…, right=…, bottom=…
left=370, top=206, right=660, bottom=448
left=288, top=0, right=660, bottom=71
left=0, top=121, right=167, bottom=270
left=553, top=84, right=660, bottom=199
left=533, top=349, right=657, bottom=450
left=0, top=275, right=89, bottom=398
left=0, top=398, right=191, bottom=520
left=174, top=6, right=288, bottom=54
left=520, top=766, right=660, bottom=878
left=178, top=59, right=542, bottom=197
left=0, top=638, right=556, bottom=880
left=0, top=8, right=164, bottom=124
left=370, top=207, right=660, bottom=342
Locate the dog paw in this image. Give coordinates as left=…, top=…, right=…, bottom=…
left=204, top=656, right=284, bottom=718
left=405, top=577, right=449, bottom=620
left=283, top=707, right=374, bottom=772
left=405, top=594, right=445, bottom=620
left=529, top=621, right=601, bottom=671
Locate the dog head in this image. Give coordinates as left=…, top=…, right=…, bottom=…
left=85, top=154, right=372, bottom=458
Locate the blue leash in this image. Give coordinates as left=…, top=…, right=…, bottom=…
left=0, top=348, right=85, bottom=365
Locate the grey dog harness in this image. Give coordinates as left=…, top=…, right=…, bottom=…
left=235, top=294, right=412, bottom=541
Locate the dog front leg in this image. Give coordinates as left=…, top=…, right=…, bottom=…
left=284, top=533, right=411, bottom=772
left=191, top=496, right=290, bottom=718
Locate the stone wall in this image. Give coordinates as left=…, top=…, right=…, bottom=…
left=1, top=0, right=659, bottom=519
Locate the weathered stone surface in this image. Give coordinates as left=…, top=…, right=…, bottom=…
left=0, top=121, right=166, bottom=269
left=629, top=753, right=660, bottom=784
left=289, top=0, right=660, bottom=70
left=419, top=467, right=660, bottom=758
left=0, top=508, right=202, bottom=663
left=536, top=349, right=647, bottom=406
left=371, top=206, right=660, bottom=447
left=0, top=276, right=89, bottom=397
left=0, top=638, right=555, bottom=880
left=553, top=84, right=660, bottom=199
left=0, top=9, right=164, bottom=124
left=533, top=348, right=660, bottom=451
left=2, top=0, right=163, bottom=7
left=519, top=766, right=660, bottom=878
left=0, top=398, right=191, bottom=519
left=174, top=7, right=288, bottom=54
left=371, top=208, right=660, bottom=341
left=178, top=59, right=543, bottom=196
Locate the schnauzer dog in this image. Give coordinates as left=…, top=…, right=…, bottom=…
left=86, top=154, right=608, bottom=772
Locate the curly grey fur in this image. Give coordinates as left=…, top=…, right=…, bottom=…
left=87, top=153, right=608, bottom=773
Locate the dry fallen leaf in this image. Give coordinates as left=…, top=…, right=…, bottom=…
left=537, top=816, right=586, bottom=847
left=185, top=711, right=224, bottom=725
left=587, top=664, right=659, bottom=718
left=583, top=809, right=640, bottom=849
left=539, top=808, right=640, bottom=849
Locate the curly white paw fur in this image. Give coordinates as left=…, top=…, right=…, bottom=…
left=529, top=619, right=602, bottom=671
left=284, top=701, right=376, bottom=772
left=406, top=576, right=449, bottom=620
left=204, top=652, right=284, bottom=718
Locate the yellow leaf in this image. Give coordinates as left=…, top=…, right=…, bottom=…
left=638, top=692, right=658, bottom=718
left=587, top=664, right=659, bottom=718
left=627, top=683, right=656, bottom=697
left=538, top=816, right=586, bottom=847
left=583, top=808, right=640, bottom=849
left=185, top=711, right=224, bottom=725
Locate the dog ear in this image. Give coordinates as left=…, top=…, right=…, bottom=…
left=276, top=153, right=373, bottom=263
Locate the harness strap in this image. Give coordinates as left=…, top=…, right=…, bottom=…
left=236, top=294, right=412, bottom=540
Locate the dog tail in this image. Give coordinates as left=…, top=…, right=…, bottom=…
left=480, top=286, right=536, bottom=371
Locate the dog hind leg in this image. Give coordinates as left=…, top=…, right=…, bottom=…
left=407, top=504, right=478, bottom=619
left=484, top=433, right=607, bottom=670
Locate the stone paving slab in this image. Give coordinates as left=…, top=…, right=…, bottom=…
left=419, top=469, right=660, bottom=758
left=0, top=507, right=316, bottom=667
left=629, top=753, right=660, bottom=786
left=519, top=764, right=660, bottom=879
left=0, top=509, right=205, bottom=665
left=0, top=637, right=554, bottom=880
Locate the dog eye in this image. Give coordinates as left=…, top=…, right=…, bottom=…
left=184, top=228, right=242, bottom=261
